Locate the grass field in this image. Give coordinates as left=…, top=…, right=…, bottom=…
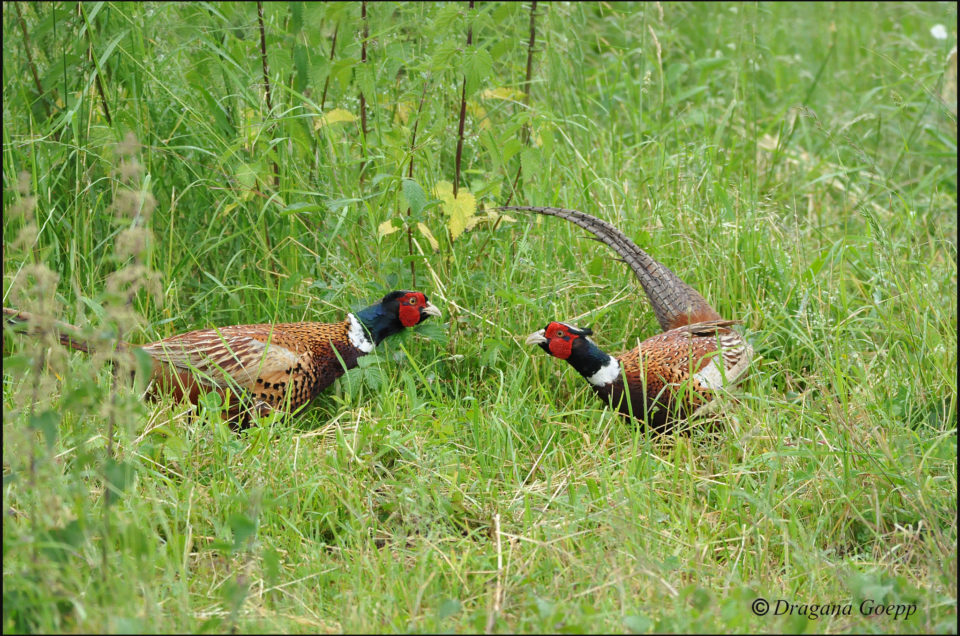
left=2, top=2, right=957, bottom=633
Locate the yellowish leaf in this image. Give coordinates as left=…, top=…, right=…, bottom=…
left=434, top=181, right=477, bottom=240
left=466, top=101, right=491, bottom=130
left=220, top=202, right=239, bottom=218
left=417, top=222, right=440, bottom=251
left=394, top=101, right=415, bottom=124
left=466, top=211, right=516, bottom=231
left=315, top=108, right=358, bottom=130
left=480, top=87, right=525, bottom=101
left=378, top=219, right=401, bottom=236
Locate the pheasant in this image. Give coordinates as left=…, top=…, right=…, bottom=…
left=3, top=291, right=441, bottom=425
left=496, top=205, right=753, bottom=431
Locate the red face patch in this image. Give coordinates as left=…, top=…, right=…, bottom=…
left=398, top=292, right=426, bottom=327
left=545, top=322, right=577, bottom=360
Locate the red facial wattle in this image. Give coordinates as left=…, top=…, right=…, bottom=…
left=548, top=336, right=573, bottom=359
left=546, top=323, right=577, bottom=359
left=398, top=292, right=425, bottom=327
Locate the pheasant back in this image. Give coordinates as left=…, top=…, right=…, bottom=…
left=142, top=319, right=367, bottom=417
left=598, top=321, right=752, bottom=430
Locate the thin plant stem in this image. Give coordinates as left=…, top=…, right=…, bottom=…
left=521, top=0, right=538, bottom=143
left=454, top=0, right=475, bottom=198
left=359, top=1, right=369, bottom=181
left=506, top=0, right=538, bottom=204
left=257, top=1, right=280, bottom=190
left=406, top=81, right=429, bottom=288
left=79, top=2, right=113, bottom=126
left=320, top=24, right=339, bottom=111
left=360, top=1, right=368, bottom=135
left=14, top=2, right=50, bottom=119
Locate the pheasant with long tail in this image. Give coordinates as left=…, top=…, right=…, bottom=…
left=4, top=291, right=441, bottom=425
left=497, top=206, right=752, bottom=431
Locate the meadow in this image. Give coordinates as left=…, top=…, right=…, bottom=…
left=2, top=2, right=957, bottom=633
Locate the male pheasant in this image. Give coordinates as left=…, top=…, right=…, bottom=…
left=3, top=291, right=441, bottom=425
left=496, top=205, right=752, bottom=431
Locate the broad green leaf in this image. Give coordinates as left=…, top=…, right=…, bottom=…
left=437, top=598, right=461, bottom=620
left=293, top=43, right=309, bottom=93
left=624, top=614, right=653, bottom=633
left=229, top=513, right=257, bottom=551
left=434, top=181, right=476, bottom=240
left=332, top=57, right=356, bottom=90
left=402, top=179, right=428, bottom=215
left=431, top=3, right=464, bottom=32
left=465, top=47, right=493, bottom=96
left=105, top=458, right=137, bottom=505
left=539, top=126, right=555, bottom=155
left=264, top=547, right=282, bottom=585
left=235, top=163, right=258, bottom=195
left=414, top=320, right=448, bottom=345
left=355, top=63, right=376, bottom=102
left=289, top=1, right=304, bottom=33
left=29, top=410, right=60, bottom=453
left=521, top=147, right=541, bottom=175
left=363, top=365, right=383, bottom=391
left=281, top=201, right=325, bottom=215
left=309, top=55, right=331, bottom=90
left=500, top=137, right=523, bottom=165
left=430, top=40, right=460, bottom=70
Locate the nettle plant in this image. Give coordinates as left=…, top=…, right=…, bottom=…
left=258, top=2, right=551, bottom=284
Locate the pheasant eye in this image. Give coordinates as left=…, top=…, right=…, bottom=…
left=408, top=297, right=417, bottom=305
left=555, top=330, right=565, bottom=338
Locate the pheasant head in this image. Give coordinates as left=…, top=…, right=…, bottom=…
left=525, top=321, right=622, bottom=388
left=354, top=290, right=442, bottom=346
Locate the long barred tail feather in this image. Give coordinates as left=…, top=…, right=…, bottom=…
left=4, top=306, right=106, bottom=354
left=496, top=206, right=724, bottom=331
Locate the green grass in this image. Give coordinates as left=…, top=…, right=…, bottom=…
left=3, top=1, right=956, bottom=633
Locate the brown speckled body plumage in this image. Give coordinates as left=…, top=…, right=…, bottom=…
left=594, top=321, right=751, bottom=430
left=143, top=319, right=366, bottom=418
left=4, top=290, right=441, bottom=426
left=503, top=206, right=753, bottom=430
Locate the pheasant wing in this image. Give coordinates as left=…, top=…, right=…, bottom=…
left=141, top=324, right=303, bottom=394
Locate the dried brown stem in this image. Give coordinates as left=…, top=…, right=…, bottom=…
left=257, top=1, right=279, bottom=189
left=358, top=2, right=369, bottom=182
left=505, top=0, right=538, bottom=203
left=15, top=2, right=50, bottom=119
left=320, top=24, right=339, bottom=111
left=454, top=1, right=475, bottom=199
left=79, top=2, right=112, bottom=125
left=359, top=1, right=368, bottom=137
left=503, top=164, right=522, bottom=206
left=406, top=81, right=429, bottom=288
left=523, top=0, right=537, bottom=104
left=521, top=0, right=537, bottom=143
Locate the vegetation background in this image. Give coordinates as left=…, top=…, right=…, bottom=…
left=3, top=1, right=956, bottom=633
